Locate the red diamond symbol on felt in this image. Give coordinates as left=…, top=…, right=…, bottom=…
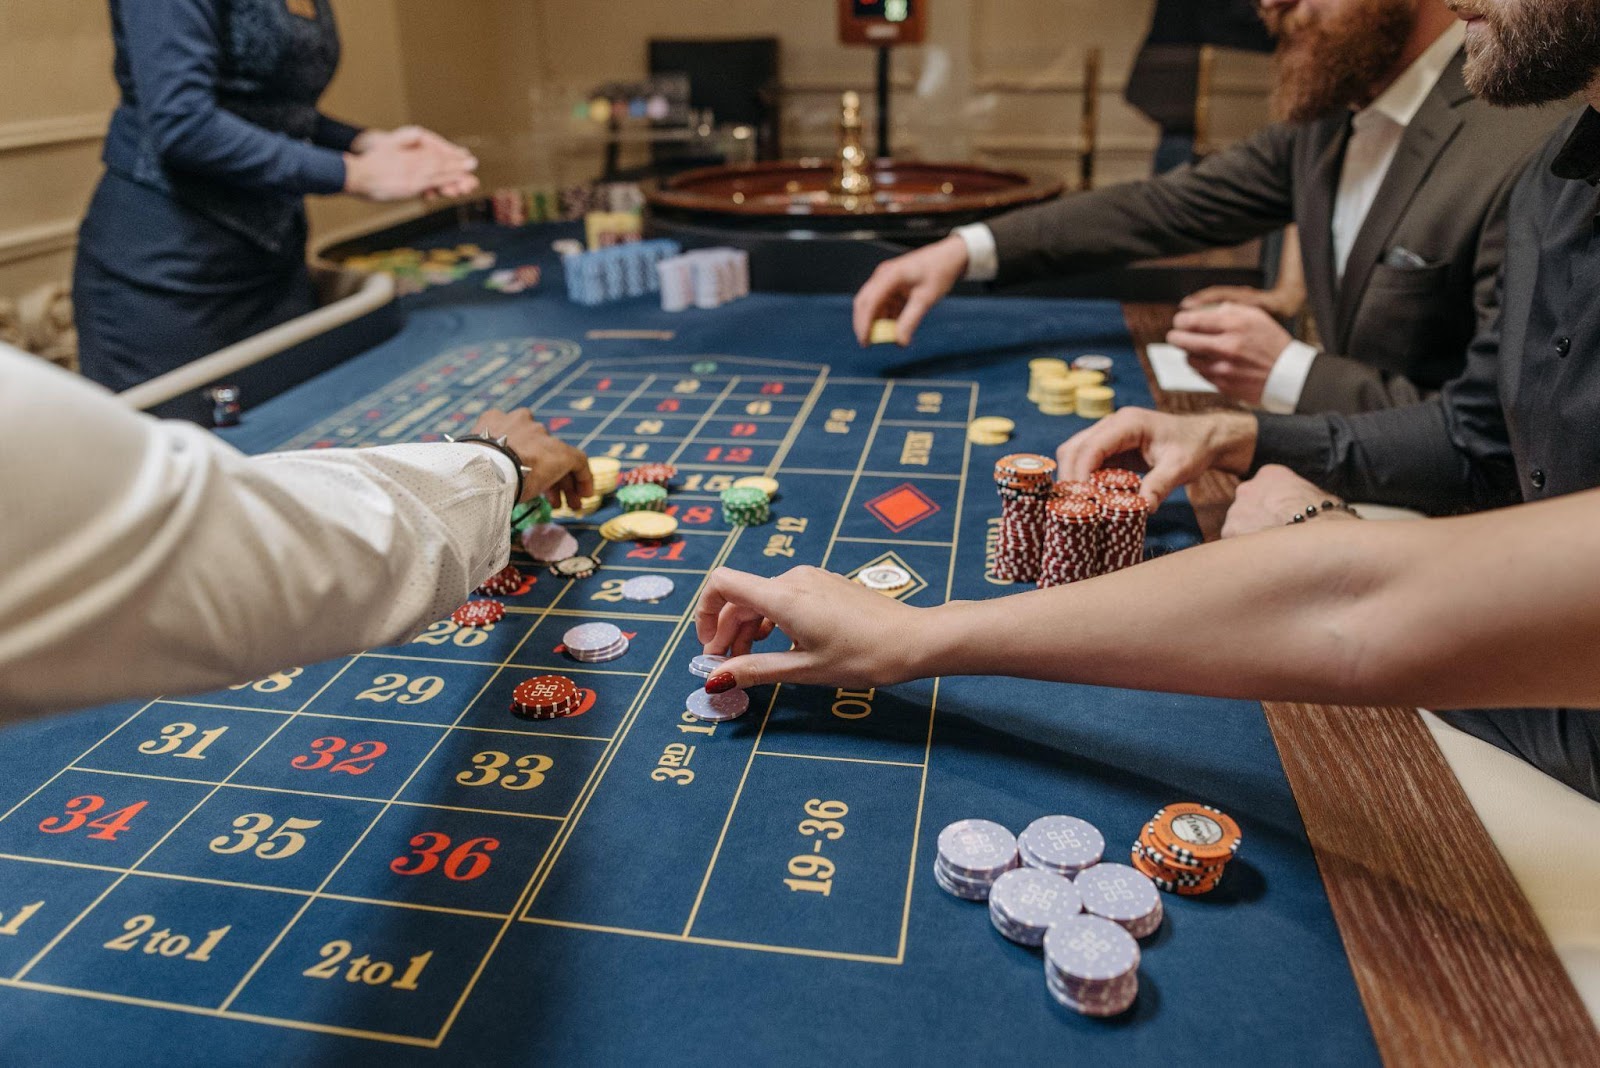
left=864, top=483, right=941, bottom=533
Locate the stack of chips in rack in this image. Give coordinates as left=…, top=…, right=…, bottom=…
left=562, top=239, right=683, bottom=306
left=933, top=819, right=1021, bottom=901
left=1131, top=803, right=1243, bottom=896
left=656, top=248, right=750, bottom=312
left=993, top=454, right=1057, bottom=582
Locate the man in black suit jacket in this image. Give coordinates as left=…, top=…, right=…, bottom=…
left=853, top=0, right=1569, bottom=416
left=1055, top=0, right=1600, bottom=800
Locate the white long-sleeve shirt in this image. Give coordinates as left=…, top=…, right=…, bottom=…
left=0, top=344, right=515, bottom=718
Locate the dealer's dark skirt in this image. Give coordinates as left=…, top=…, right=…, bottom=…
left=74, top=171, right=317, bottom=421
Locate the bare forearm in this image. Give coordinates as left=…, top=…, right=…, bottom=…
left=915, top=494, right=1600, bottom=710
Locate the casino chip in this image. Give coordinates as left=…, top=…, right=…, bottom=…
left=686, top=686, right=749, bottom=722
left=550, top=556, right=598, bottom=579
left=451, top=600, right=505, bottom=627
left=720, top=486, right=769, bottom=526
left=1074, top=863, right=1163, bottom=939
left=476, top=564, right=524, bottom=597
left=520, top=522, right=579, bottom=563
left=619, top=462, right=677, bottom=488
left=730, top=475, right=780, bottom=500
left=563, top=622, right=628, bottom=663
left=1128, top=802, right=1242, bottom=896
left=616, top=483, right=668, bottom=512
left=620, top=575, right=674, bottom=602
left=688, top=653, right=727, bottom=679
left=511, top=674, right=586, bottom=720
left=966, top=416, right=1014, bottom=446
left=1017, top=815, right=1104, bottom=876
left=869, top=318, right=899, bottom=344
left=1072, top=353, right=1114, bottom=381
left=1043, top=915, right=1140, bottom=1016
left=855, top=564, right=912, bottom=592
left=988, top=867, right=1083, bottom=947
left=623, top=511, right=679, bottom=540
left=934, top=819, right=1020, bottom=901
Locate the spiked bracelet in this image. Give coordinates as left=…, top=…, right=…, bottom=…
left=446, top=433, right=531, bottom=504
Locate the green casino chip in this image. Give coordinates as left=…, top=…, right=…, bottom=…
left=616, top=483, right=668, bottom=512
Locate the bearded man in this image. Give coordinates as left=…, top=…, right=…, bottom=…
left=1053, top=0, right=1600, bottom=798
left=852, top=0, right=1570, bottom=415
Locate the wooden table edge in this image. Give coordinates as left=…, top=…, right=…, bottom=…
left=1123, top=302, right=1600, bottom=1067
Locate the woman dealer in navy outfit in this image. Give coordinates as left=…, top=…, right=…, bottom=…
left=75, top=0, right=479, bottom=408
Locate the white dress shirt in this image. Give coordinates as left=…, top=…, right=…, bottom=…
left=955, top=21, right=1466, bottom=414
left=0, top=344, right=516, bottom=719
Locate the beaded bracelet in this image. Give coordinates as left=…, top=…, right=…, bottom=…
left=1287, top=499, right=1361, bottom=525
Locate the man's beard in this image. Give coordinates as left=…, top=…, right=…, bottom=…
left=1264, top=0, right=1415, bottom=121
left=1454, top=0, right=1600, bottom=106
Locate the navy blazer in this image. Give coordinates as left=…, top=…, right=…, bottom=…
left=100, top=0, right=361, bottom=255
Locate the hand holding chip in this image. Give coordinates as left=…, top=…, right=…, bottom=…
left=473, top=408, right=592, bottom=507
left=1056, top=408, right=1258, bottom=508
left=851, top=235, right=968, bottom=347
left=695, top=566, right=925, bottom=689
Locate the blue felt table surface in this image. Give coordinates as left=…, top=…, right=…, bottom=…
left=0, top=220, right=1378, bottom=1065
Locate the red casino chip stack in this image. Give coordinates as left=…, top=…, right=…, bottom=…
left=491, top=189, right=528, bottom=226
left=1129, top=802, right=1242, bottom=896
left=476, top=564, right=524, bottom=597
left=1038, top=495, right=1102, bottom=588
left=993, top=453, right=1056, bottom=582
left=1098, top=491, right=1148, bottom=572
left=510, top=674, right=584, bottom=720
left=619, top=462, right=678, bottom=488
left=1053, top=479, right=1099, bottom=502
left=451, top=599, right=505, bottom=627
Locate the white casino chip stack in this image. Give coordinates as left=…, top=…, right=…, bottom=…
left=933, top=819, right=1020, bottom=901
left=1043, top=914, right=1141, bottom=1017
left=1018, top=815, right=1105, bottom=876
left=987, top=867, right=1084, bottom=946
left=1074, top=862, right=1164, bottom=939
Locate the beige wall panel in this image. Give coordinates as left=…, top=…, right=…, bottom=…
left=0, top=4, right=115, bottom=128
left=308, top=0, right=416, bottom=244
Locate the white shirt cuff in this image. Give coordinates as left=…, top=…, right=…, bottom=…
left=953, top=223, right=998, bottom=282
left=1260, top=340, right=1319, bottom=415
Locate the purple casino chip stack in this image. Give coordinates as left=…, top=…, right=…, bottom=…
left=563, top=622, right=629, bottom=663
left=933, top=819, right=1020, bottom=901
left=1017, top=815, right=1105, bottom=877
left=1043, top=914, right=1141, bottom=1017
left=987, top=867, right=1083, bottom=946
left=1074, top=863, right=1164, bottom=939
